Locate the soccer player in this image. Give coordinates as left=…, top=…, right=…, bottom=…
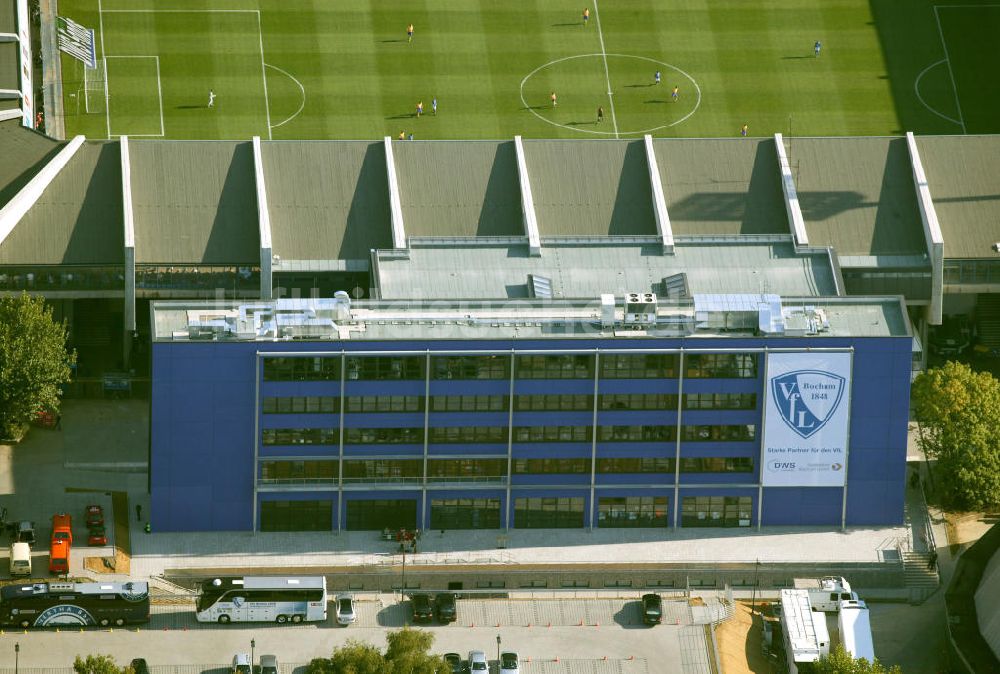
left=432, top=97, right=437, bottom=115
left=597, top=106, right=604, bottom=123
left=417, top=101, right=423, bottom=117
left=399, top=131, right=405, bottom=140
left=408, top=23, right=414, bottom=44
left=654, top=70, right=661, bottom=85
left=551, top=92, right=557, bottom=107
left=740, top=124, right=749, bottom=137
left=671, top=86, right=679, bottom=102
left=814, top=40, right=821, bottom=57
left=583, top=8, right=590, bottom=24
left=208, top=89, right=216, bottom=108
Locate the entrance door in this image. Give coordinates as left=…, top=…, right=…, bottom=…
left=345, top=499, right=417, bottom=530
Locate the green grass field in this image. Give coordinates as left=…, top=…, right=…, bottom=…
left=57, top=0, right=1000, bottom=141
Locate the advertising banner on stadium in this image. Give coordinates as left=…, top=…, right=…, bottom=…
left=56, top=16, right=97, bottom=69
left=761, top=351, right=852, bottom=487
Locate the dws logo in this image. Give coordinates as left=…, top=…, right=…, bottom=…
left=770, top=369, right=846, bottom=439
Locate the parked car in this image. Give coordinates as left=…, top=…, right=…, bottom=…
left=435, top=592, right=457, bottom=623
left=259, top=655, right=278, bottom=674
left=48, top=538, right=69, bottom=574
left=641, top=593, right=663, bottom=625
left=231, top=653, right=251, bottom=674
left=443, top=653, right=462, bottom=674
left=499, top=652, right=519, bottom=674
left=336, top=594, right=356, bottom=626
left=466, top=651, right=488, bottom=674
left=129, top=659, right=149, bottom=674
left=85, top=504, right=104, bottom=528
left=87, top=526, right=108, bottom=546
left=411, top=593, right=434, bottom=623
left=9, top=521, right=35, bottom=547
left=51, top=513, right=72, bottom=544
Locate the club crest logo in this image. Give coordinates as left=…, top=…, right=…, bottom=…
left=771, top=369, right=846, bottom=438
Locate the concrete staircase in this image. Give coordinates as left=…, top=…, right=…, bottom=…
left=976, top=294, right=1000, bottom=349
left=902, top=550, right=939, bottom=604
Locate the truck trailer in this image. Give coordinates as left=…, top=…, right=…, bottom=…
left=793, top=576, right=857, bottom=612
left=838, top=598, right=875, bottom=663
left=780, top=589, right=830, bottom=673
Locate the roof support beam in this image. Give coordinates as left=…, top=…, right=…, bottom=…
left=252, top=136, right=274, bottom=300
left=15, top=0, right=32, bottom=128
left=0, top=109, right=21, bottom=122
left=383, top=136, right=407, bottom=250
left=774, top=133, right=808, bottom=247
left=907, top=132, right=944, bottom=326
left=0, top=34, right=17, bottom=41
left=0, top=135, right=85, bottom=249
left=514, top=136, right=541, bottom=256
left=644, top=134, right=673, bottom=254
left=120, top=137, right=136, bottom=337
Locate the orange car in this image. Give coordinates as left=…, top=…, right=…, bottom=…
left=49, top=539, right=69, bottom=574
left=51, top=513, right=72, bottom=545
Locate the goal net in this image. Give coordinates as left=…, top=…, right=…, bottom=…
left=83, top=61, right=106, bottom=114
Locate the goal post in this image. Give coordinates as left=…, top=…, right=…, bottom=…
left=83, top=61, right=106, bottom=114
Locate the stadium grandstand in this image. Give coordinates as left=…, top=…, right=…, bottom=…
left=0, top=0, right=35, bottom=129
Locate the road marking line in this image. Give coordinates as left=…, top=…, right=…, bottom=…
left=592, top=0, right=619, bottom=138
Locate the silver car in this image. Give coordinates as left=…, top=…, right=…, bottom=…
left=466, top=651, right=488, bottom=674
left=259, top=655, right=278, bottom=674
left=336, top=594, right=356, bottom=626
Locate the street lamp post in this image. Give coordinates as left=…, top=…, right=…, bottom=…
left=750, top=558, right=760, bottom=616
left=401, top=547, right=406, bottom=598
left=251, top=639, right=255, bottom=674
left=496, top=634, right=501, bottom=663
left=14, top=643, right=19, bottom=674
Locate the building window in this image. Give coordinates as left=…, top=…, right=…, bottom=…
left=514, top=497, right=585, bottom=528
left=262, top=428, right=338, bottom=445
left=345, top=499, right=417, bottom=531
left=683, top=393, right=756, bottom=410
left=685, top=353, right=758, bottom=379
left=344, top=427, right=422, bottom=444
left=262, top=396, right=338, bottom=414
left=600, top=353, right=678, bottom=379
left=344, top=395, right=423, bottom=413
left=596, top=457, right=674, bottom=473
left=263, top=356, right=340, bottom=381
left=598, top=497, right=669, bottom=528
left=432, top=355, right=509, bottom=380
left=597, top=425, right=676, bottom=442
left=260, top=460, right=337, bottom=484
left=427, top=459, right=506, bottom=481
left=513, top=426, right=593, bottom=443
left=679, top=457, right=753, bottom=473
left=515, top=354, right=594, bottom=379
left=515, top=394, right=592, bottom=411
left=599, top=393, right=677, bottom=410
left=429, top=426, right=508, bottom=443
left=513, top=458, right=590, bottom=474
left=681, top=425, right=755, bottom=442
left=681, top=496, right=752, bottom=527
left=430, top=498, right=501, bottom=529
left=260, top=500, right=332, bottom=532
left=431, top=395, right=508, bottom=412
left=345, top=356, right=424, bottom=380
left=342, top=459, right=422, bottom=482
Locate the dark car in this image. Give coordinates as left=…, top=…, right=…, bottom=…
left=88, top=526, right=108, bottom=546
left=85, top=504, right=104, bottom=528
left=10, top=521, right=35, bottom=547
left=130, top=659, right=149, bottom=674
left=411, top=593, right=434, bottom=622
left=443, top=653, right=462, bottom=674
left=435, top=592, right=457, bottom=623
left=641, top=593, right=663, bottom=625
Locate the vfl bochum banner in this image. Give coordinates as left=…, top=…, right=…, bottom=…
left=56, top=17, right=97, bottom=70
left=762, top=351, right=852, bottom=487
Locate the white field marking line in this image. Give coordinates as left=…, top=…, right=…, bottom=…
left=913, top=59, right=962, bottom=126
left=99, top=9, right=259, bottom=12
left=256, top=11, right=272, bottom=139
left=97, top=0, right=111, bottom=139
left=592, top=0, right=618, bottom=138
left=519, top=53, right=702, bottom=136
left=264, top=64, right=305, bottom=129
left=932, top=5, right=967, bottom=133
left=105, top=56, right=164, bottom=137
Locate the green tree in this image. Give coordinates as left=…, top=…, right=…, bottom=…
left=74, top=654, right=126, bottom=674
left=912, top=360, right=1000, bottom=510
left=0, top=293, right=75, bottom=439
left=816, top=645, right=901, bottom=673
left=385, top=628, right=448, bottom=674
left=329, top=641, right=388, bottom=674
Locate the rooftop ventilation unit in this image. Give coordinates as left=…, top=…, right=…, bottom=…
left=660, top=273, right=690, bottom=300
left=623, top=292, right=657, bottom=326
left=528, top=274, right=553, bottom=299
left=600, top=294, right=616, bottom=328
left=694, top=293, right=782, bottom=332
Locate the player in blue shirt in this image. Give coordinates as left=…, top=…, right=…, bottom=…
left=814, top=40, right=821, bottom=57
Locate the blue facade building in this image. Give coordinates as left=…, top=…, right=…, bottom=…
left=149, top=293, right=913, bottom=533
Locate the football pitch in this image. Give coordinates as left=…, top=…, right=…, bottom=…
left=57, top=0, right=1000, bottom=141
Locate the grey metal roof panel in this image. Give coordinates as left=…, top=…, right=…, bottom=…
left=0, top=119, right=62, bottom=209
left=917, top=135, right=1000, bottom=260
left=653, top=138, right=788, bottom=236
left=394, top=141, right=522, bottom=238
left=375, top=240, right=835, bottom=300
left=0, top=0, right=14, bottom=31
left=263, top=140, right=391, bottom=261
left=130, top=141, right=260, bottom=265
left=522, top=139, right=656, bottom=236
left=0, top=42, right=17, bottom=92
left=787, top=137, right=926, bottom=256
left=0, top=142, right=123, bottom=265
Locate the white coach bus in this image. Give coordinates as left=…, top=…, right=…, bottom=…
left=195, top=576, right=328, bottom=624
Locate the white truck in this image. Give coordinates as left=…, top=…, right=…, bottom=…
left=779, top=589, right=830, bottom=673
left=838, top=598, right=875, bottom=663
left=793, top=576, right=858, bottom=612
left=8, top=542, right=31, bottom=577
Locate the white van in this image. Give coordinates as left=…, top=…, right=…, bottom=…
left=9, top=542, right=31, bottom=577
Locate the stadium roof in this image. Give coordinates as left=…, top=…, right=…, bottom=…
left=374, top=239, right=838, bottom=300
left=129, top=141, right=260, bottom=265
left=0, top=119, right=62, bottom=208
left=522, top=139, right=656, bottom=237
left=785, top=137, right=925, bottom=257
left=916, top=135, right=1000, bottom=260
left=0, top=41, right=17, bottom=93
left=0, top=0, right=14, bottom=29
left=262, top=140, right=392, bottom=263
left=0, top=141, right=122, bottom=265
left=394, top=140, right=522, bottom=238
left=653, top=138, right=788, bottom=236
